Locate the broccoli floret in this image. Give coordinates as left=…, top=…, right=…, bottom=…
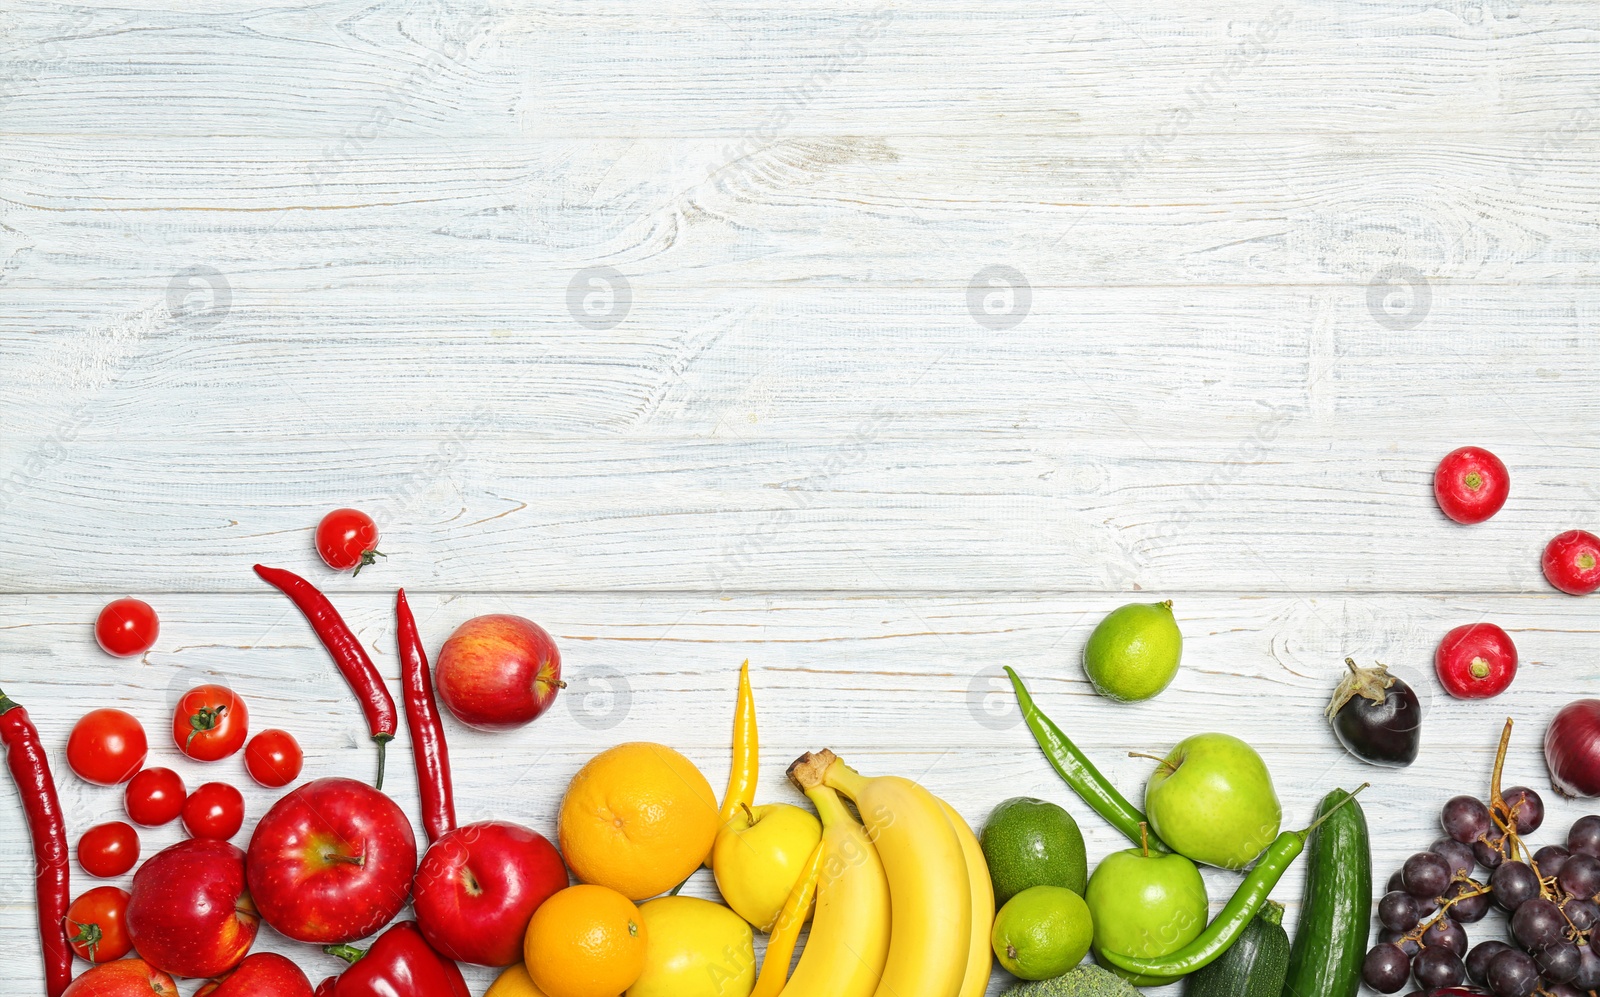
left=1002, top=965, right=1144, bottom=997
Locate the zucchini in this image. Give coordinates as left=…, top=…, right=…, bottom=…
left=1280, top=788, right=1371, bottom=997
left=1184, top=900, right=1289, bottom=997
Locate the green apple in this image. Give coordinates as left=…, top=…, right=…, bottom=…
left=1084, top=841, right=1208, bottom=987
left=711, top=802, right=822, bottom=931
left=1143, top=732, right=1281, bottom=870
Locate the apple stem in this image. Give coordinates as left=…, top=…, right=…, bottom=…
left=1128, top=751, right=1176, bottom=775
left=1139, top=821, right=1150, bottom=857
left=324, top=943, right=366, bottom=965
left=324, top=853, right=367, bottom=867
left=739, top=802, right=754, bottom=823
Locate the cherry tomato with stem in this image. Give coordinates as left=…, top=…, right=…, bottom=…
left=124, top=767, right=186, bottom=827
left=65, top=886, right=132, bottom=963
left=78, top=822, right=139, bottom=878
left=67, top=709, right=147, bottom=786
left=1433, top=447, right=1510, bottom=525
left=1545, top=530, right=1600, bottom=596
left=94, top=598, right=159, bottom=657
left=181, top=782, right=245, bottom=841
left=1435, top=623, right=1518, bottom=699
left=245, top=729, right=303, bottom=788
left=172, top=685, right=249, bottom=761
left=316, top=508, right=385, bottom=575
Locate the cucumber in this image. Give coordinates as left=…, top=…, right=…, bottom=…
left=1280, top=788, right=1370, bottom=997
left=1184, top=900, right=1289, bottom=997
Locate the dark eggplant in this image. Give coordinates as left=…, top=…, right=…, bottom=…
left=1326, top=657, right=1421, bottom=767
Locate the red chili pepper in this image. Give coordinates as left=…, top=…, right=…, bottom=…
left=253, top=564, right=398, bottom=789
left=396, top=589, right=455, bottom=845
left=322, top=921, right=470, bottom=997
left=0, top=688, right=73, bottom=997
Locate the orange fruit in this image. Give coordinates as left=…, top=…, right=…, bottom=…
left=558, top=742, right=719, bottom=900
left=525, top=885, right=648, bottom=997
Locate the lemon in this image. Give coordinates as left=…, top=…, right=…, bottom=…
left=486, top=964, right=548, bottom=997
left=627, top=896, right=756, bottom=997
left=1082, top=600, right=1182, bottom=702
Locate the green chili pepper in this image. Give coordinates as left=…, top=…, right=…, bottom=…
left=1097, top=786, right=1368, bottom=979
left=1005, top=666, right=1166, bottom=851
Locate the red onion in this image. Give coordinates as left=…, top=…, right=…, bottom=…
left=1546, top=700, right=1600, bottom=797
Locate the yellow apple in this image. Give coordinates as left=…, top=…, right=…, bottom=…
left=711, top=802, right=822, bottom=931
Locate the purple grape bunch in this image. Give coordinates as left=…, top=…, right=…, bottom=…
left=1361, top=762, right=1600, bottom=995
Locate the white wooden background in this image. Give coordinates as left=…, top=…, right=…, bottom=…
left=3, top=0, right=1599, bottom=992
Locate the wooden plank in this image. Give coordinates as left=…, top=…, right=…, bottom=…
left=0, top=590, right=1593, bottom=992
left=4, top=134, right=1600, bottom=287
left=4, top=0, right=1599, bottom=139
left=0, top=429, right=1595, bottom=593
left=1, top=280, right=1596, bottom=436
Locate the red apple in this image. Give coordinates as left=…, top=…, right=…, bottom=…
left=63, top=959, right=178, bottom=996
left=126, top=839, right=259, bottom=979
left=413, top=821, right=569, bottom=966
left=435, top=614, right=563, bottom=731
left=196, top=953, right=314, bottom=997
left=247, top=776, right=418, bottom=944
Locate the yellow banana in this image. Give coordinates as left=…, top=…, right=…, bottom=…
left=939, top=798, right=995, bottom=997
left=750, top=840, right=823, bottom=997
left=779, top=784, right=891, bottom=997
left=791, top=750, right=971, bottom=997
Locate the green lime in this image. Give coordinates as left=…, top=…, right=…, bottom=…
left=991, top=884, right=1095, bottom=980
left=980, top=797, right=1088, bottom=907
left=1082, top=600, right=1182, bottom=702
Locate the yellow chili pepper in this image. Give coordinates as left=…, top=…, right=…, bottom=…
left=723, top=660, right=759, bottom=821
left=706, top=660, right=760, bottom=867
left=749, top=840, right=823, bottom=997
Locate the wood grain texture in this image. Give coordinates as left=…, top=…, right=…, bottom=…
left=2, top=434, right=1599, bottom=594
left=4, top=0, right=1600, bottom=992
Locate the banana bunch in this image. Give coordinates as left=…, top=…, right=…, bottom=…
left=757, top=749, right=993, bottom=997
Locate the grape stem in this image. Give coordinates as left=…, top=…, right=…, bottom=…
left=1400, top=874, right=1494, bottom=945
left=1404, top=719, right=1593, bottom=960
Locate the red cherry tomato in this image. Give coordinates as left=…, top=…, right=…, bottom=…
left=1544, top=529, right=1600, bottom=596
left=78, top=822, right=139, bottom=878
left=67, top=709, right=148, bottom=786
left=172, top=684, right=249, bottom=761
left=181, top=782, right=245, bottom=841
left=315, top=508, right=385, bottom=574
left=1435, top=623, right=1518, bottom=699
left=1433, top=446, right=1510, bottom=525
left=65, top=885, right=132, bottom=963
left=94, top=598, right=160, bottom=657
left=124, top=767, right=186, bottom=827
left=245, top=729, right=304, bottom=788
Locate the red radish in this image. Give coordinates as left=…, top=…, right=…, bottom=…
left=1434, top=623, right=1517, bottom=699
left=1544, top=530, right=1600, bottom=595
left=1546, top=700, right=1600, bottom=797
left=1433, top=447, right=1509, bottom=524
